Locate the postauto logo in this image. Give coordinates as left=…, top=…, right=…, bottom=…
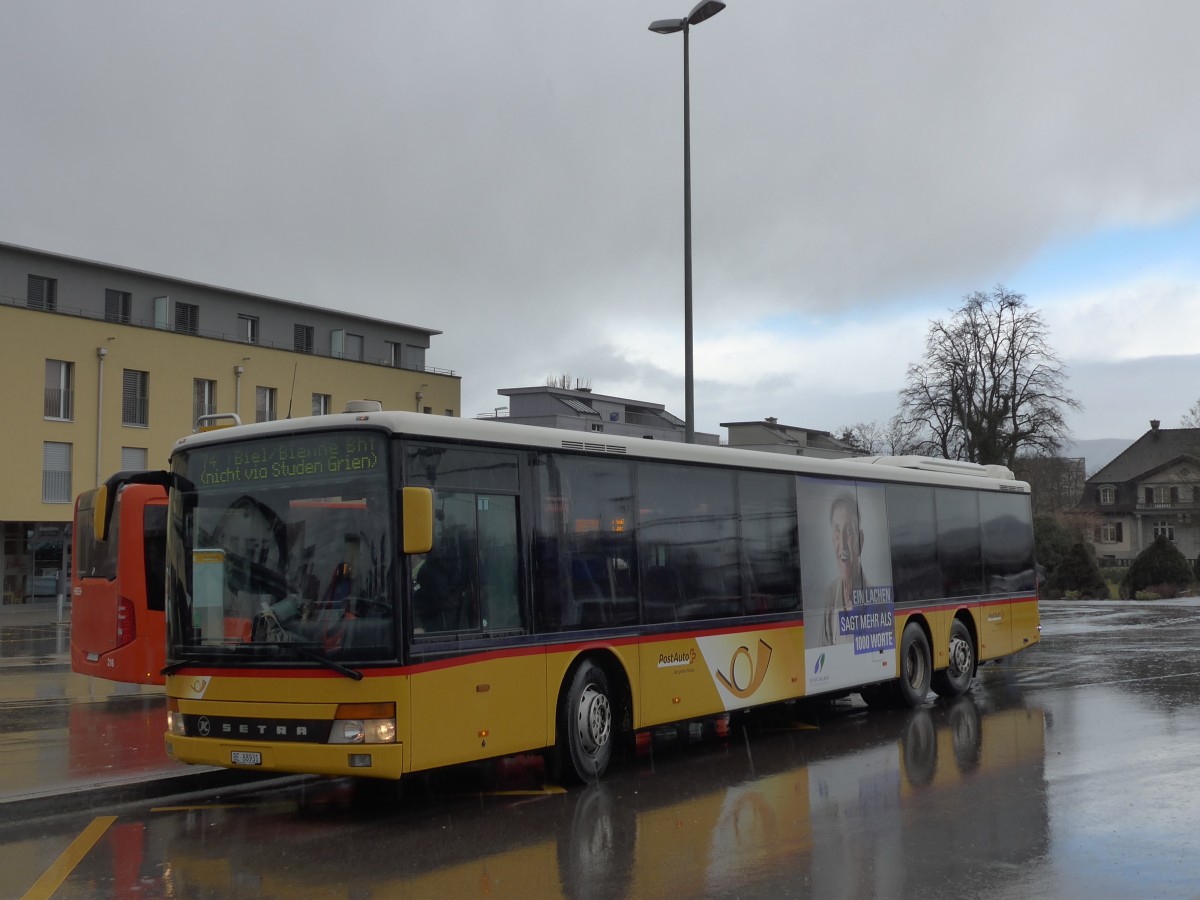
left=813, top=653, right=826, bottom=675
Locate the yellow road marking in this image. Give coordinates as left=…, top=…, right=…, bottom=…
left=22, top=816, right=116, bottom=900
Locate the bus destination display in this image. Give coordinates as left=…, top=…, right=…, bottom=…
left=195, top=433, right=382, bottom=487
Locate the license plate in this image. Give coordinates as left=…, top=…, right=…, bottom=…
left=231, top=751, right=262, bottom=766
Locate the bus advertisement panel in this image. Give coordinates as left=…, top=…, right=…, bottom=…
left=797, top=477, right=895, bottom=696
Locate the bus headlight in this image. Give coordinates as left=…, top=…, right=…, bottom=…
left=167, top=698, right=186, bottom=736
left=328, top=703, right=397, bottom=744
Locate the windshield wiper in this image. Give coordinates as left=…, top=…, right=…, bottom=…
left=293, top=644, right=363, bottom=681
left=162, top=657, right=206, bottom=675
left=164, top=642, right=363, bottom=681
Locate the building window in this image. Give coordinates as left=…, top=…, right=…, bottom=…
left=1153, top=520, right=1174, bottom=541
left=175, top=302, right=199, bottom=335
left=445, top=409, right=454, bottom=416
left=42, top=441, right=72, bottom=503
left=193, top=378, right=217, bottom=426
left=256, top=386, right=277, bottom=423
left=1095, top=521, right=1123, bottom=543
left=388, top=342, right=426, bottom=371
left=1099, top=486, right=1115, bottom=505
left=294, top=324, right=314, bottom=354
left=121, top=447, right=148, bottom=470
left=590, top=423, right=604, bottom=433
left=312, top=393, right=331, bottom=416
left=105, top=289, right=132, bottom=323
left=28, top=274, right=58, bottom=311
left=44, top=359, right=74, bottom=420
left=122, top=369, right=149, bottom=426
left=331, top=329, right=363, bottom=360
left=154, top=296, right=170, bottom=329
left=239, top=314, right=259, bottom=344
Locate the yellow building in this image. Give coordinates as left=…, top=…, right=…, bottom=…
left=0, top=241, right=460, bottom=609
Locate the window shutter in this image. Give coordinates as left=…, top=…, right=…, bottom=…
left=42, top=441, right=72, bottom=503
left=121, top=447, right=148, bottom=470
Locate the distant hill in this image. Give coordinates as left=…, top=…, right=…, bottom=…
left=1062, top=438, right=1135, bottom=476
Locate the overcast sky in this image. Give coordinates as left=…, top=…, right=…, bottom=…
left=4, top=1, right=1199, bottom=448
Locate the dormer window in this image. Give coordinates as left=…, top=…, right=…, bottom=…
left=1099, top=486, right=1115, bottom=505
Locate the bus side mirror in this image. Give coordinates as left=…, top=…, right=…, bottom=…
left=94, top=469, right=174, bottom=543
left=402, top=487, right=434, bottom=555
left=93, top=484, right=113, bottom=542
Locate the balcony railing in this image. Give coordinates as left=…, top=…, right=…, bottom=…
left=43, top=387, right=74, bottom=420
left=1135, top=500, right=1200, bottom=511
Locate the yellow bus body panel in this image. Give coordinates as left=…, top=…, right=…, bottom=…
left=409, top=651, right=547, bottom=772
left=1010, top=595, right=1042, bottom=652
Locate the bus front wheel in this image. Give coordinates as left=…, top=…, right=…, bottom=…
left=554, top=660, right=614, bottom=784
left=931, top=618, right=975, bottom=699
left=897, top=623, right=932, bottom=708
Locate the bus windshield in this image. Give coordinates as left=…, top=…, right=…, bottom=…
left=166, top=430, right=395, bottom=664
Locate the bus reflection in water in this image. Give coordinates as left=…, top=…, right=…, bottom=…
left=154, top=700, right=1047, bottom=898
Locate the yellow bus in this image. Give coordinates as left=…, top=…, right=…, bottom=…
left=152, top=407, right=1039, bottom=783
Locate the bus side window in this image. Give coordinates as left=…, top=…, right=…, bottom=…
left=479, top=495, right=520, bottom=630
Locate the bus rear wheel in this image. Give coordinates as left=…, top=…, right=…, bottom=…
left=554, top=660, right=614, bottom=784
left=897, top=622, right=932, bottom=708
left=931, top=618, right=975, bottom=699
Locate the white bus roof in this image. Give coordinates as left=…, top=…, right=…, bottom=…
left=173, top=409, right=1029, bottom=494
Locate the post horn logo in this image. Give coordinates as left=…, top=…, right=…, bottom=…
left=715, top=639, right=773, bottom=699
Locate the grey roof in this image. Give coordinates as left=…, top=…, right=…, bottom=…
left=1088, top=427, right=1200, bottom=484
left=0, top=240, right=441, bottom=336
left=560, top=397, right=600, bottom=416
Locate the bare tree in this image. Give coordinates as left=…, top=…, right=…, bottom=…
left=545, top=373, right=593, bottom=391
left=897, top=286, right=1079, bottom=467
left=1181, top=399, right=1200, bottom=428
left=1011, top=455, right=1086, bottom=515
left=835, top=416, right=922, bottom=456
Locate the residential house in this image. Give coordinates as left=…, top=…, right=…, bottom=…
left=722, top=417, right=857, bottom=459
left=1076, top=420, right=1200, bottom=564
left=489, top=386, right=720, bottom=445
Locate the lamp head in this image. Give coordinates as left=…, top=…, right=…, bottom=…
left=687, top=0, right=725, bottom=25
left=649, top=17, right=685, bottom=34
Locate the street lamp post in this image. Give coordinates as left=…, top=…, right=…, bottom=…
left=650, top=0, right=725, bottom=444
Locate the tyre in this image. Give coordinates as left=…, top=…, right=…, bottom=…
left=896, top=622, right=932, bottom=708
left=859, top=682, right=897, bottom=709
left=931, top=617, right=975, bottom=699
left=553, top=660, right=614, bottom=784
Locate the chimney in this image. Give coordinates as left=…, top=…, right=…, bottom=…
left=1151, top=419, right=1161, bottom=433
left=765, top=416, right=778, bottom=425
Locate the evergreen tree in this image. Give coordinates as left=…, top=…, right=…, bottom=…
left=1034, top=516, right=1073, bottom=576
left=1045, top=542, right=1109, bottom=599
left=1127, top=535, right=1194, bottom=596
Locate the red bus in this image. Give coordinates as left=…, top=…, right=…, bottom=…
left=71, top=475, right=169, bottom=685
